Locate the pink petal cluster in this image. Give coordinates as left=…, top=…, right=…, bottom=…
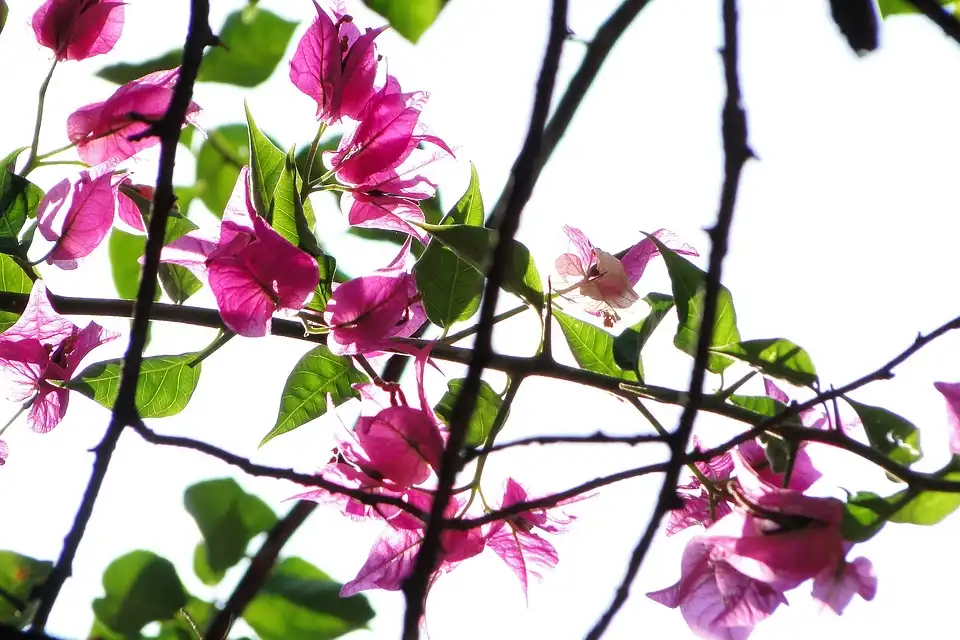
left=649, top=446, right=876, bottom=639
left=933, top=381, right=960, bottom=454
left=290, top=3, right=452, bottom=243
left=324, top=240, right=426, bottom=355
left=37, top=163, right=123, bottom=270
left=32, top=0, right=124, bottom=61
left=67, top=68, right=201, bottom=166
left=555, top=226, right=698, bottom=326
left=159, top=167, right=320, bottom=337
left=0, top=282, right=116, bottom=435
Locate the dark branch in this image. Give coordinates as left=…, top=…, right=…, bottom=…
left=905, top=0, right=960, bottom=45
left=204, top=501, right=317, bottom=640
left=587, top=0, right=751, bottom=636
left=400, top=1, right=569, bottom=636
left=31, top=5, right=217, bottom=628
left=462, top=431, right=666, bottom=462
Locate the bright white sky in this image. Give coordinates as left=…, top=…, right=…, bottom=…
left=1, top=1, right=959, bottom=639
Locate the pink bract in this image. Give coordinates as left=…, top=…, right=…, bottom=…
left=289, top=1, right=385, bottom=123
left=811, top=556, right=877, bottom=615
left=159, top=167, right=319, bottom=337
left=934, top=381, right=960, bottom=454
left=37, top=164, right=122, bottom=270
left=67, top=68, right=201, bottom=166
left=355, top=406, right=444, bottom=486
left=0, top=282, right=117, bottom=433
left=666, top=438, right=734, bottom=536
left=116, top=180, right=151, bottom=233
left=32, top=0, right=124, bottom=61
left=0, top=440, right=7, bottom=466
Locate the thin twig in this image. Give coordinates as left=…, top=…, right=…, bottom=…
left=905, top=0, right=960, bottom=44
left=400, top=1, right=569, bottom=636
left=487, top=0, right=654, bottom=224
left=204, top=501, right=317, bottom=640
left=30, top=5, right=217, bottom=629
left=586, top=0, right=751, bottom=636
left=463, top=431, right=665, bottom=461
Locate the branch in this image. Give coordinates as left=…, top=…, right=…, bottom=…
left=462, top=431, right=666, bottom=462
left=905, top=0, right=960, bottom=44
left=30, top=7, right=217, bottom=627
left=400, top=1, right=569, bottom=635
left=203, top=501, right=316, bottom=640
left=586, top=0, right=752, bottom=636
left=488, top=0, right=654, bottom=223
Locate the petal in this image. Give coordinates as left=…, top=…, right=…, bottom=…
left=934, top=381, right=960, bottom=455
left=343, top=192, right=428, bottom=243
left=811, top=557, right=877, bottom=615
left=28, top=384, right=69, bottom=434
left=337, top=25, right=386, bottom=120
left=0, top=439, right=8, bottom=466
left=207, top=259, right=276, bottom=337
left=245, top=217, right=320, bottom=312
left=488, top=526, right=558, bottom=596
left=43, top=171, right=120, bottom=268
left=561, top=225, right=596, bottom=271
left=621, top=228, right=699, bottom=287
left=341, top=527, right=422, bottom=596
left=61, top=321, right=119, bottom=378
left=289, top=1, right=342, bottom=120
left=356, top=406, right=444, bottom=486
left=0, top=339, right=47, bottom=402
left=2, top=282, right=76, bottom=346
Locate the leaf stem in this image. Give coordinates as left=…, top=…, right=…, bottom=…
left=0, top=396, right=36, bottom=438
left=20, top=58, right=59, bottom=178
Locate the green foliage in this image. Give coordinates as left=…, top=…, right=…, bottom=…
left=0, top=550, right=52, bottom=629
left=245, top=104, right=286, bottom=221
left=555, top=310, right=639, bottom=382
left=96, top=51, right=183, bottom=84
left=0, top=255, right=31, bottom=332
left=263, top=345, right=367, bottom=445
left=728, top=394, right=789, bottom=419
left=418, top=223, right=544, bottom=309
left=842, top=490, right=901, bottom=542
left=435, top=378, right=503, bottom=447
left=846, top=398, right=922, bottom=466
left=242, top=557, right=374, bottom=640
left=109, top=230, right=148, bottom=300
left=158, top=216, right=202, bottom=304
left=195, top=124, right=248, bottom=217
left=612, top=293, right=675, bottom=380
left=199, top=6, right=298, bottom=87
left=415, top=164, right=485, bottom=327
left=92, top=551, right=188, bottom=636
left=68, top=354, right=202, bottom=418
left=184, top=478, right=278, bottom=585
left=305, top=254, right=338, bottom=316
left=649, top=235, right=740, bottom=373
left=363, top=0, right=449, bottom=42
left=0, top=169, right=42, bottom=257
left=711, top=338, right=818, bottom=387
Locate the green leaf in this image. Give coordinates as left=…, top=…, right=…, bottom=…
left=0, top=147, right=29, bottom=173
left=711, top=338, right=818, bottom=387
left=728, top=394, right=789, bottom=419
left=418, top=223, right=543, bottom=309
left=842, top=491, right=901, bottom=542
left=96, top=50, right=183, bottom=84
left=612, top=293, right=675, bottom=379
left=273, top=147, right=317, bottom=250
left=294, top=135, right=342, bottom=186
left=153, top=598, right=219, bottom=640
left=305, top=254, right=337, bottom=315
left=192, top=543, right=225, bottom=587
left=109, top=230, right=148, bottom=300
left=92, top=551, right=188, bottom=636
left=362, top=0, right=448, bottom=42
left=0, top=255, right=31, bottom=332
left=68, top=354, right=202, bottom=418
left=0, top=551, right=52, bottom=628
left=434, top=379, right=502, bottom=447
left=414, top=164, right=486, bottom=327
left=263, top=345, right=368, bottom=446
left=195, top=124, right=249, bottom=217
left=888, top=466, right=960, bottom=525
left=648, top=235, right=740, bottom=373
left=158, top=264, right=202, bottom=305
left=242, top=557, right=374, bottom=640
left=0, top=169, right=42, bottom=256
left=198, top=7, right=297, bottom=87
left=184, top=478, right=278, bottom=583
left=554, top=310, right=639, bottom=382
left=245, top=103, right=286, bottom=221
left=846, top=398, right=922, bottom=466
left=878, top=0, right=951, bottom=17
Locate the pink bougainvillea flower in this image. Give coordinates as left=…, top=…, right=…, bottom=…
left=67, top=68, right=201, bottom=166
left=32, top=0, right=124, bottom=61
left=811, top=555, right=877, bottom=615
left=0, top=440, right=7, bottom=466
left=341, top=492, right=485, bottom=597
left=354, top=405, right=444, bottom=486
left=116, top=179, right=151, bottom=234
left=324, top=76, right=452, bottom=188
left=290, top=1, right=386, bottom=123
left=933, top=381, right=960, bottom=454
left=37, top=163, right=123, bottom=270
left=0, top=282, right=117, bottom=433
left=667, top=438, right=735, bottom=536
left=324, top=240, right=426, bottom=355
left=340, top=192, right=430, bottom=243
left=555, top=226, right=698, bottom=326
left=159, top=167, right=319, bottom=337
left=736, top=436, right=821, bottom=493
left=486, top=478, right=583, bottom=596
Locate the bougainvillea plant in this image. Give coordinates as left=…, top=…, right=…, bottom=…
left=0, top=0, right=957, bottom=639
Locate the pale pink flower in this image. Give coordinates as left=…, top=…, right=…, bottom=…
left=37, top=164, right=123, bottom=270
left=933, top=381, right=960, bottom=454
left=0, top=282, right=117, bottom=433
left=555, top=226, right=698, bottom=326
left=811, top=555, right=877, bottom=615
left=0, top=440, right=7, bottom=466
left=67, top=68, right=201, bottom=166
left=32, top=0, right=124, bottom=61
left=159, top=167, right=319, bottom=337
left=290, top=1, right=385, bottom=123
